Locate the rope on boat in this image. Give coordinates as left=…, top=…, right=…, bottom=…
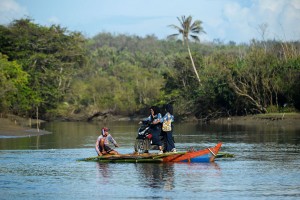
left=207, top=148, right=216, bottom=156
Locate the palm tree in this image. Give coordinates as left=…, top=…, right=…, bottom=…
left=168, top=15, right=205, bottom=83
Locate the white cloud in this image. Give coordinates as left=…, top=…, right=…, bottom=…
left=278, top=1, right=300, bottom=41
left=47, top=16, right=60, bottom=25
left=291, top=0, right=300, bottom=9
left=0, top=0, right=299, bottom=43
left=207, top=0, right=300, bottom=43
left=0, top=0, right=27, bottom=24
left=252, top=0, right=300, bottom=41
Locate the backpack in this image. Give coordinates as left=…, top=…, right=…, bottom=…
left=162, top=113, right=172, bottom=132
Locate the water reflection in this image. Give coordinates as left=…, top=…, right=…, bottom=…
left=96, top=162, right=111, bottom=180
left=1, top=121, right=299, bottom=150
left=135, top=163, right=175, bottom=191
left=133, top=162, right=222, bottom=194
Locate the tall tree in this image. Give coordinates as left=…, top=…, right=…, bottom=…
left=168, top=15, right=205, bottom=83
left=0, top=19, right=86, bottom=117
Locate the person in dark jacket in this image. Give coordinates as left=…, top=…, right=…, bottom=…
left=144, top=106, right=163, bottom=154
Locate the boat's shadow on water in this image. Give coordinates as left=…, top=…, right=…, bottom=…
left=134, top=162, right=176, bottom=190
left=95, top=161, right=220, bottom=191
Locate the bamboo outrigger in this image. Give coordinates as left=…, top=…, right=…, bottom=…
left=80, top=143, right=223, bottom=163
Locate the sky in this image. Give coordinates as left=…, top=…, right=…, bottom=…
left=0, top=0, right=299, bottom=43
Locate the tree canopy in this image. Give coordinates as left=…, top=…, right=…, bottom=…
left=0, top=18, right=299, bottom=121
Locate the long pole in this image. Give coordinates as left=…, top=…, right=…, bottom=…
left=36, top=106, right=39, bottom=132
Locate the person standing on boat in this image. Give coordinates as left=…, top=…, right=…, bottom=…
left=161, top=104, right=176, bottom=153
left=95, top=127, right=119, bottom=156
left=144, top=106, right=163, bottom=154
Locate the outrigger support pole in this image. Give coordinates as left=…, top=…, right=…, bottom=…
left=207, top=148, right=216, bottom=156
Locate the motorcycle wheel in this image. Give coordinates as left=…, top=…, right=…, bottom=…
left=134, top=138, right=150, bottom=154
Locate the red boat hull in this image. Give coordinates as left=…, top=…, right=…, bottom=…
left=162, top=142, right=222, bottom=163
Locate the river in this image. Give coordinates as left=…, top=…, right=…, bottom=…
left=0, top=121, right=300, bottom=199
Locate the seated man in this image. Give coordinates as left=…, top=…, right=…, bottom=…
left=95, top=127, right=119, bottom=156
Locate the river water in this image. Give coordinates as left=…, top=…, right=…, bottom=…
left=0, top=121, right=300, bottom=199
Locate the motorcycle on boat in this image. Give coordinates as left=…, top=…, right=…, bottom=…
left=134, top=120, right=165, bottom=154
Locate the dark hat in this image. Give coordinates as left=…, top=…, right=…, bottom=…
left=101, top=127, right=109, bottom=135
left=102, top=127, right=109, bottom=132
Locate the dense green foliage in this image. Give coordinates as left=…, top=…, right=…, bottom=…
left=0, top=19, right=299, bottom=120
left=0, top=19, right=86, bottom=118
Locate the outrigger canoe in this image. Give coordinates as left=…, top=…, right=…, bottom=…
left=80, top=142, right=222, bottom=163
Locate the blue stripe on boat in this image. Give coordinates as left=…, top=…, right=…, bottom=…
left=182, top=153, right=211, bottom=163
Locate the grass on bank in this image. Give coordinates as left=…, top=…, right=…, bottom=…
left=255, top=112, right=300, bottom=120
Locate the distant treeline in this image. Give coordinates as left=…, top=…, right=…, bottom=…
left=0, top=19, right=299, bottom=121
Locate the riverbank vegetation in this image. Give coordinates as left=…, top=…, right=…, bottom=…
left=0, top=18, right=299, bottom=121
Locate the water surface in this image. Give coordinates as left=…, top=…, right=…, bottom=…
left=0, top=121, right=299, bottom=199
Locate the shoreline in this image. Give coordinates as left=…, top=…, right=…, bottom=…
left=212, top=113, right=300, bottom=127
left=0, top=117, right=51, bottom=138
left=1, top=113, right=299, bottom=138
